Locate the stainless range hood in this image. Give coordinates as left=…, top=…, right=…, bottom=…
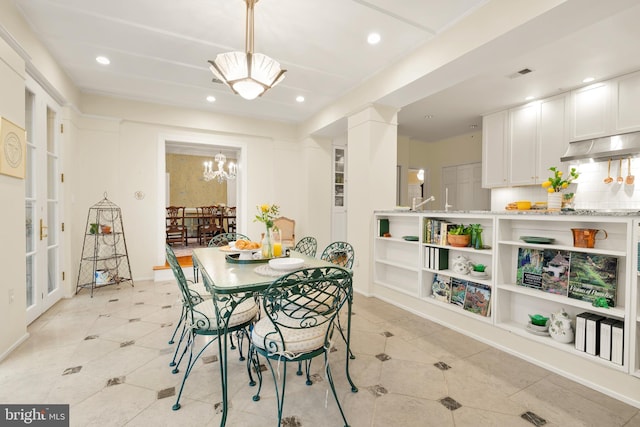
left=561, top=131, right=640, bottom=162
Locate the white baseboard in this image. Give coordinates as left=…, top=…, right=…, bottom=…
left=0, top=332, right=30, bottom=363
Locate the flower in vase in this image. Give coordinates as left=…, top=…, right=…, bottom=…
left=541, top=167, right=579, bottom=193
left=254, top=204, right=279, bottom=229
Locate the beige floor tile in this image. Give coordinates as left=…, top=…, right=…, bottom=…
left=511, top=377, right=634, bottom=427
left=372, top=393, right=455, bottom=427
left=379, top=358, right=448, bottom=400
left=0, top=279, right=636, bottom=427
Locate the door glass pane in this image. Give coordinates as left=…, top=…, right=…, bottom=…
left=47, top=247, right=57, bottom=294
left=26, top=255, right=34, bottom=307
left=48, top=201, right=57, bottom=246
left=25, top=91, right=34, bottom=142
left=25, top=201, right=35, bottom=253
left=47, top=107, right=56, bottom=153
left=47, top=153, right=57, bottom=199
left=25, top=144, right=35, bottom=199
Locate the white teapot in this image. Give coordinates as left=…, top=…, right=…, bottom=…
left=547, top=308, right=574, bottom=343
left=451, top=255, right=472, bottom=275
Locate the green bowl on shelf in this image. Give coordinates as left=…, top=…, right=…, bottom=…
left=402, top=236, right=419, bottom=241
left=528, top=314, right=549, bottom=326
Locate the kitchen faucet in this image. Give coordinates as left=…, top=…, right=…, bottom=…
left=412, top=195, right=435, bottom=211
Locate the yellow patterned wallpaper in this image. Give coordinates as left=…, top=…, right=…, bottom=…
left=166, top=153, right=232, bottom=207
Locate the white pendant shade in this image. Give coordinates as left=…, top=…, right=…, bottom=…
left=209, top=52, right=286, bottom=100
left=208, top=0, right=286, bottom=100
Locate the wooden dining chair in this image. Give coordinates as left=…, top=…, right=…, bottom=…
left=273, top=216, right=295, bottom=247
left=197, top=205, right=222, bottom=245
left=248, top=266, right=353, bottom=427
left=166, top=206, right=187, bottom=246
left=165, top=244, right=258, bottom=412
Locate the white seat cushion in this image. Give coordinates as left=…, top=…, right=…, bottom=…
left=251, top=310, right=329, bottom=355
left=188, top=281, right=212, bottom=299
left=191, top=298, right=258, bottom=331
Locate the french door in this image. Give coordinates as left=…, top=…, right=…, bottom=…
left=25, top=78, right=63, bottom=324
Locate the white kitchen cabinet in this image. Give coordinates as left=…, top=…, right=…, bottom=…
left=509, top=103, right=539, bottom=186
left=482, top=110, right=508, bottom=188
left=567, top=82, right=612, bottom=141
left=613, top=70, right=640, bottom=134
left=538, top=94, right=569, bottom=180
left=373, top=211, right=640, bottom=408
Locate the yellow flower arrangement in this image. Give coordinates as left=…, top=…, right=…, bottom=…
left=541, top=167, right=579, bottom=193
left=254, top=203, right=279, bottom=229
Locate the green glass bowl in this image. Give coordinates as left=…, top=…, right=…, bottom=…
left=528, top=314, right=549, bottom=326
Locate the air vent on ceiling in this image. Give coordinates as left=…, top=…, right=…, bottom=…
left=507, top=68, right=534, bottom=79
left=212, top=78, right=223, bottom=84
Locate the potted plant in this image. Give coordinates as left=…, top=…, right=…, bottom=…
left=447, top=224, right=471, bottom=247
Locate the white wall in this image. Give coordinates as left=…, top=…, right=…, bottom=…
left=0, top=36, right=27, bottom=358
left=398, top=131, right=483, bottom=209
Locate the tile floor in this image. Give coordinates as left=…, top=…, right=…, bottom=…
left=1, top=279, right=640, bottom=427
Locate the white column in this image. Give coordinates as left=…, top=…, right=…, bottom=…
left=347, top=104, right=398, bottom=295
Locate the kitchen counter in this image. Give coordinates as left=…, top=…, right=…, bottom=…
left=378, top=209, right=640, bottom=217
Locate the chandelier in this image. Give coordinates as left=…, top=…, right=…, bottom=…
left=203, top=153, right=237, bottom=183
left=208, top=0, right=286, bottom=100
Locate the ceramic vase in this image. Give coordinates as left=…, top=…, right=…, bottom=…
left=548, top=192, right=562, bottom=211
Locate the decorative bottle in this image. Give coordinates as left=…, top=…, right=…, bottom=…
left=261, top=228, right=273, bottom=259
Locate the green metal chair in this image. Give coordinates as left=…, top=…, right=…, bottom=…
left=165, top=244, right=259, bottom=411
left=320, top=241, right=356, bottom=362
left=248, top=266, right=354, bottom=427
left=293, top=236, right=317, bottom=257
left=208, top=232, right=250, bottom=247
left=192, top=232, right=251, bottom=282
left=320, top=241, right=355, bottom=269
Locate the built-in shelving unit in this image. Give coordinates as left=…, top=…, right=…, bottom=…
left=373, top=211, right=640, bottom=408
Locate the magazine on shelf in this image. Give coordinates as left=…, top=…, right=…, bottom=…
left=516, top=248, right=570, bottom=295
left=450, top=277, right=467, bottom=307
left=463, top=282, right=491, bottom=317
left=431, top=273, right=451, bottom=303
left=568, top=253, right=618, bottom=307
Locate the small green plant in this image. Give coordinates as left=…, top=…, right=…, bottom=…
left=448, top=224, right=471, bottom=235
left=472, top=264, right=486, bottom=272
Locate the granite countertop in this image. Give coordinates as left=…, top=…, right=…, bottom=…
left=376, top=209, right=640, bottom=217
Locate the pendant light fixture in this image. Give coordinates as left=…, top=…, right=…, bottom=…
left=208, top=0, right=286, bottom=100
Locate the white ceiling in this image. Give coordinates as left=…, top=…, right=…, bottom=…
left=12, top=0, right=640, bottom=142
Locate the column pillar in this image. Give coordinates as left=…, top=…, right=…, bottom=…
left=346, top=104, right=398, bottom=295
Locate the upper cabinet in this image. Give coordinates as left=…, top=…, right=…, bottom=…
left=482, top=110, right=509, bottom=188
left=567, top=82, right=612, bottom=141
left=508, top=103, right=539, bottom=186
left=483, top=95, right=568, bottom=188
left=567, top=70, right=640, bottom=141
left=613, top=71, right=640, bottom=134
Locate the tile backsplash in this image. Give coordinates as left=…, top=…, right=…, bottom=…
left=491, top=159, right=639, bottom=211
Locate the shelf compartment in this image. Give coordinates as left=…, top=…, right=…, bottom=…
left=375, top=238, right=421, bottom=269
left=496, top=319, right=627, bottom=372
left=423, top=268, right=492, bottom=287
left=374, top=262, right=419, bottom=296
left=497, top=284, right=625, bottom=318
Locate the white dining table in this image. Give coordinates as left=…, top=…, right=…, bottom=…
left=191, top=247, right=357, bottom=426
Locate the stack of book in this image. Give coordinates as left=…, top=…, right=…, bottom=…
left=575, top=312, right=623, bottom=365
left=431, top=274, right=491, bottom=317
left=424, top=247, right=449, bottom=270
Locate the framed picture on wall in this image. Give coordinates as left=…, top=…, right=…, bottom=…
left=0, top=117, right=26, bottom=179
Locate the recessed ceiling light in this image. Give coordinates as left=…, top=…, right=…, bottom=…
left=206, top=95, right=216, bottom=103
left=367, top=32, right=381, bottom=45
left=96, top=56, right=110, bottom=65
left=296, top=96, right=305, bottom=103
left=582, top=77, right=595, bottom=83
left=525, top=96, right=535, bottom=101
